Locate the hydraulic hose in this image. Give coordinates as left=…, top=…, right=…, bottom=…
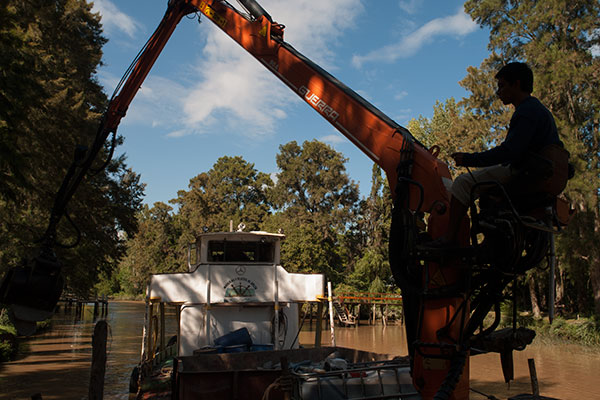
left=433, top=349, right=468, bottom=400
left=237, top=0, right=272, bottom=22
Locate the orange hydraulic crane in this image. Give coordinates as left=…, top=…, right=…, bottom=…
left=1, top=1, right=571, bottom=399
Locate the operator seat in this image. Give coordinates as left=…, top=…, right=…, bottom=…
left=475, top=144, right=571, bottom=220
left=505, top=143, right=571, bottom=219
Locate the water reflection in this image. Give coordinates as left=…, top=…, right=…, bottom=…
left=0, top=302, right=598, bottom=399
left=0, top=301, right=147, bottom=400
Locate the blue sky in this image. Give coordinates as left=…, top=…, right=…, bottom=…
left=91, top=0, right=492, bottom=207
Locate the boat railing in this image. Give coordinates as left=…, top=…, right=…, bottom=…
left=336, top=292, right=403, bottom=304
left=291, top=359, right=419, bottom=399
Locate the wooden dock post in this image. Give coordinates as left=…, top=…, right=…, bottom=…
left=102, top=296, right=108, bottom=317
left=159, top=302, right=166, bottom=353
left=371, top=303, right=376, bottom=325
left=89, top=320, right=108, bottom=400
left=528, top=358, right=540, bottom=399
left=315, top=301, right=323, bottom=348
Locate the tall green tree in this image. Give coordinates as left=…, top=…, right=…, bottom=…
left=407, top=98, right=480, bottom=172
left=265, top=140, right=359, bottom=281
left=173, top=156, right=273, bottom=238
left=0, top=0, right=144, bottom=296
left=270, top=140, right=359, bottom=228
left=342, top=165, right=393, bottom=291
left=118, top=203, right=180, bottom=295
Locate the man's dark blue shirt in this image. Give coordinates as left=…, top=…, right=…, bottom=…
left=463, top=96, right=561, bottom=167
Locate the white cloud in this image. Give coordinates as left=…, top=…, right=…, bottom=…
left=177, top=0, right=364, bottom=137
left=394, top=90, right=409, bottom=100
left=120, top=76, right=190, bottom=131
left=269, top=172, right=279, bottom=185
left=166, top=129, right=188, bottom=138
left=355, top=89, right=373, bottom=102
left=265, top=0, right=364, bottom=68
left=92, top=0, right=142, bottom=38
left=320, top=133, right=347, bottom=145
left=103, top=0, right=364, bottom=139
left=394, top=108, right=412, bottom=124
left=592, top=44, right=600, bottom=58
left=178, top=33, right=291, bottom=137
left=352, top=9, right=477, bottom=68
left=398, top=0, right=423, bottom=15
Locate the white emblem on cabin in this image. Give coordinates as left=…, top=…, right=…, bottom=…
left=223, top=277, right=258, bottom=301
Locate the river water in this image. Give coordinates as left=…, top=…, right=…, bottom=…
left=0, top=301, right=598, bottom=399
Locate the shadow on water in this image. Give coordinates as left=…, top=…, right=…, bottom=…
left=0, top=301, right=146, bottom=400
left=468, top=342, right=600, bottom=399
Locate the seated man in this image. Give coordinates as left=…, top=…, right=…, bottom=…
left=436, top=62, right=563, bottom=246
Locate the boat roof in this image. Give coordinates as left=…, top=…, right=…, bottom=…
left=198, top=231, right=285, bottom=240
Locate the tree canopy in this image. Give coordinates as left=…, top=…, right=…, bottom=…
left=0, top=0, right=144, bottom=296
left=173, top=155, right=273, bottom=235
left=265, top=140, right=360, bottom=281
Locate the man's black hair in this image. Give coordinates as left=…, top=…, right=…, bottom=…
left=495, top=62, right=533, bottom=93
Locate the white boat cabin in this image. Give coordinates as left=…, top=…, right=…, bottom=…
left=143, top=231, right=326, bottom=359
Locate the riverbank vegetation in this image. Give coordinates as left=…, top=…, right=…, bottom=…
left=0, top=322, right=17, bottom=362
left=0, top=307, right=54, bottom=363
left=532, top=317, right=600, bottom=347
left=502, top=310, right=600, bottom=348
left=1, top=0, right=599, bottom=347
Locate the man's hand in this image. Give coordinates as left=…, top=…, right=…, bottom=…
left=451, top=152, right=467, bottom=166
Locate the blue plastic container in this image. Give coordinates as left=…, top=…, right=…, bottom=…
left=223, top=344, right=249, bottom=353
left=250, top=344, right=274, bottom=352
left=193, top=346, right=220, bottom=355
left=213, top=327, right=253, bottom=347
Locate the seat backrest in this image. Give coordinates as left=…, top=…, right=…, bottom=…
left=510, top=144, right=570, bottom=197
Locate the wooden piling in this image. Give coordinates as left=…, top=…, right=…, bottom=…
left=371, top=304, right=376, bottom=325
left=528, top=358, right=540, bottom=399
left=102, top=297, right=108, bottom=317
left=89, top=320, right=108, bottom=400
left=159, top=302, right=166, bottom=353
left=315, top=302, right=323, bottom=348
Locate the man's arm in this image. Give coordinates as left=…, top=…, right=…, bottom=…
left=452, top=112, right=537, bottom=167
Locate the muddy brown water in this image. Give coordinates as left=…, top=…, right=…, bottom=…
left=0, top=301, right=598, bottom=399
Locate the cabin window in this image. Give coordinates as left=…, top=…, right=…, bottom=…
left=207, top=240, right=274, bottom=262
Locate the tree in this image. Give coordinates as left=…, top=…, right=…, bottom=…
left=271, top=140, right=359, bottom=225
left=173, top=156, right=273, bottom=237
left=266, top=140, right=360, bottom=281
left=0, top=0, right=144, bottom=296
left=342, top=164, right=393, bottom=291
left=463, top=0, right=600, bottom=315
left=118, top=203, right=180, bottom=295
left=408, top=98, right=482, bottom=167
